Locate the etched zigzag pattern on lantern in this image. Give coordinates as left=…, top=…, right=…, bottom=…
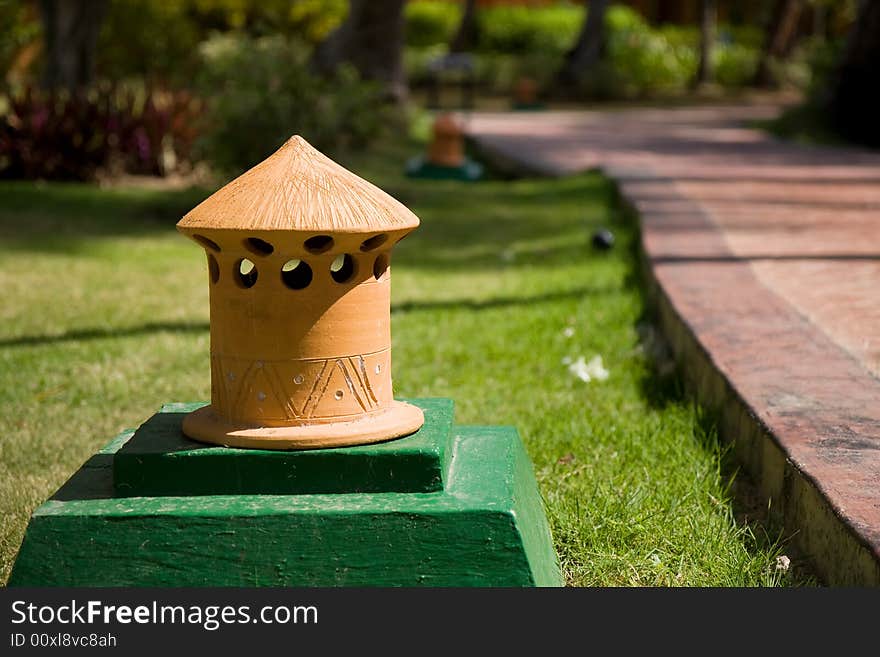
left=211, top=353, right=387, bottom=422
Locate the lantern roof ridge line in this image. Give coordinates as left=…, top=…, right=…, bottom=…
left=177, top=135, right=420, bottom=234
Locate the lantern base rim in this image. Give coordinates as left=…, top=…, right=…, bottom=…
left=181, top=401, right=425, bottom=450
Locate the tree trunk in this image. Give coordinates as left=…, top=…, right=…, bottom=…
left=827, top=0, right=880, bottom=146
left=695, top=0, right=717, bottom=87
left=311, top=0, right=408, bottom=104
left=450, top=0, right=479, bottom=53
left=39, top=0, right=108, bottom=91
left=812, top=3, right=827, bottom=40
left=556, top=0, right=610, bottom=88
left=753, top=0, right=804, bottom=88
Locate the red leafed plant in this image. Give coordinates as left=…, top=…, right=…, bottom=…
left=0, top=83, right=203, bottom=181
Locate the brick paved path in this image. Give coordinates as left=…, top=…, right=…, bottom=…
left=467, top=104, right=880, bottom=585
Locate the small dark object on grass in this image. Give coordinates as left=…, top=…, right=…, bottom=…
left=592, top=228, right=615, bottom=250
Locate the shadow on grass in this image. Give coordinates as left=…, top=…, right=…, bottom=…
left=614, top=181, right=820, bottom=585
left=0, top=182, right=212, bottom=253
left=0, top=320, right=210, bottom=348
left=0, top=284, right=620, bottom=349
left=392, top=284, right=617, bottom=314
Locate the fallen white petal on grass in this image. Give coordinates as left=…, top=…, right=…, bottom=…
left=562, top=327, right=576, bottom=338
left=567, top=355, right=610, bottom=383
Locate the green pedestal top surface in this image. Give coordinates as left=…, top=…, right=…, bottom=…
left=114, top=399, right=454, bottom=496
left=9, top=398, right=562, bottom=587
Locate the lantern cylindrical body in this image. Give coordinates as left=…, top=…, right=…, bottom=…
left=206, top=246, right=393, bottom=427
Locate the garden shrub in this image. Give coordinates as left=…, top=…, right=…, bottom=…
left=605, top=3, right=650, bottom=34
left=0, top=0, right=41, bottom=85
left=405, top=0, right=461, bottom=48
left=658, top=25, right=761, bottom=89
left=194, top=34, right=384, bottom=174
left=97, top=0, right=203, bottom=84
left=0, top=0, right=349, bottom=87
left=96, top=0, right=346, bottom=84
left=715, top=43, right=759, bottom=88
left=608, top=28, right=697, bottom=95
left=477, top=2, right=583, bottom=56
left=403, top=44, right=450, bottom=87
left=656, top=25, right=699, bottom=52
left=603, top=6, right=694, bottom=96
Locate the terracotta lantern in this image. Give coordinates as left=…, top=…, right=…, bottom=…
left=513, top=77, right=538, bottom=105
left=406, top=113, right=483, bottom=181
left=176, top=135, right=424, bottom=449
left=426, top=113, right=465, bottom=168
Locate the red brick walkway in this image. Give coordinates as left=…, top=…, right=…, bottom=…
left=467, top=104, right=880, bottom=585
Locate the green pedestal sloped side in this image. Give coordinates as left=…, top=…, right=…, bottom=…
left=9, top=398, right=562, bottom=587
left=405, top=156, right=484, bottom=181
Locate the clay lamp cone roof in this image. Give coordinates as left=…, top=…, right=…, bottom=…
left=178, top=135, right=419, bottom=236
left=177, top=135, right=424, bottom=450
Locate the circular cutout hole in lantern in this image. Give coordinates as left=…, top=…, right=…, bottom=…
left=304, top=235, right=334, bottom=254
left=373, top=254, right=389, bottom=280
left=360, top=234, right=388, bottom=252
left=244, top=237, right=274, bottom=256
left=281, top=259, right=313, bottom=290
left=236, top=259, right=258, bottom=288
left=330, top=254, right=356, bottom=283
left=207, top=253, right=220, bottom=284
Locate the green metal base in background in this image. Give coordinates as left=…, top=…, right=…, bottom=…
left=405, top=156, right=484, bottom=181
left=9, top=399, right=562, bottom=587
left=511, top=102, right=546, bottom=111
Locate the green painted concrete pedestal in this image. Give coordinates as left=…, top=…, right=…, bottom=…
left=9, top=398, right=562, bottom=587
left=405, top=156, right=484, bottom=181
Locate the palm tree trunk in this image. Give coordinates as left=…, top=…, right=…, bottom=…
left=39, top=0, right=108, bottom=91
left=753, top=0, right=804, bottom=88
left=556, top=0, right=610, bottom=88
left=311, top=0, right=408, bottom=103
left=450, top=0, right=479, bottom=53
left=695, top=0, right=717, bottom=87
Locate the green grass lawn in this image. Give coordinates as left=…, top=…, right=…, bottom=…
left=0, top=138, right=805, bottom=586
